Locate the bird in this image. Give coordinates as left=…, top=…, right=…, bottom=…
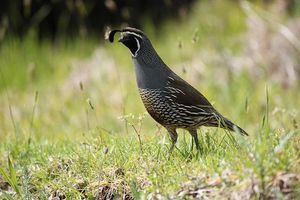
left=108, top=27, right=248, bottom=153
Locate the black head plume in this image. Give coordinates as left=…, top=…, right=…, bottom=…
left=108, top=29, right=121, bottom=43
left=108, top=27, right=145, bottom=43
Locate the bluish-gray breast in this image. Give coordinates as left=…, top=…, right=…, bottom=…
left=133, top=58, right=169, bottom=89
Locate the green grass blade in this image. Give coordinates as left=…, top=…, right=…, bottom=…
left=0, top=157, right=21, bottom=196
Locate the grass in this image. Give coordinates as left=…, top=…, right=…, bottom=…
left=0, top=0, right=300, bottom=199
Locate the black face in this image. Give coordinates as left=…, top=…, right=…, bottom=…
left=119, top=33, right=142, bottom=57
left=108, top=28, right=144, bottom=57
left=122, top=36, right=138, bottom=55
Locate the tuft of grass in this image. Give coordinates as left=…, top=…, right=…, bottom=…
left=0, top=157, right=21, bottom=198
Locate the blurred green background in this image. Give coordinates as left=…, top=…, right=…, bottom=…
left=0, top=0, right=300, bottom=199
left=0, top=0, right=299, bottom=139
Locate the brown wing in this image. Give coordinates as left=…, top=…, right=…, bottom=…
left=164, top=73, right=216, bottom=111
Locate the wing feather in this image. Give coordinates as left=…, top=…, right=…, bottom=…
left=164, top=73, right=216, bottom=115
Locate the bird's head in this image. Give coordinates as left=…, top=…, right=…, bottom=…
left=108, top=27, right=147, bottom=57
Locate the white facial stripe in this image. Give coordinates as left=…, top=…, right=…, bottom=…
left=133, top=37, right=140, bottom=57
left=124, top=31, right=142, bottom=39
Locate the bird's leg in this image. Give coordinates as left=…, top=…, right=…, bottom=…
left=188, top=129, right=202, bottom=155
left=166, top=127, right=178, bottom=155
left=190, top=136, right=194, bottom=152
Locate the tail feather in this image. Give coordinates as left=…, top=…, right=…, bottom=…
left=206, top=114, right=248, bottom=136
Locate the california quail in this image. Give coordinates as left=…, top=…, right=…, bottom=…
left=108, top=27, right=248, bottom=153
